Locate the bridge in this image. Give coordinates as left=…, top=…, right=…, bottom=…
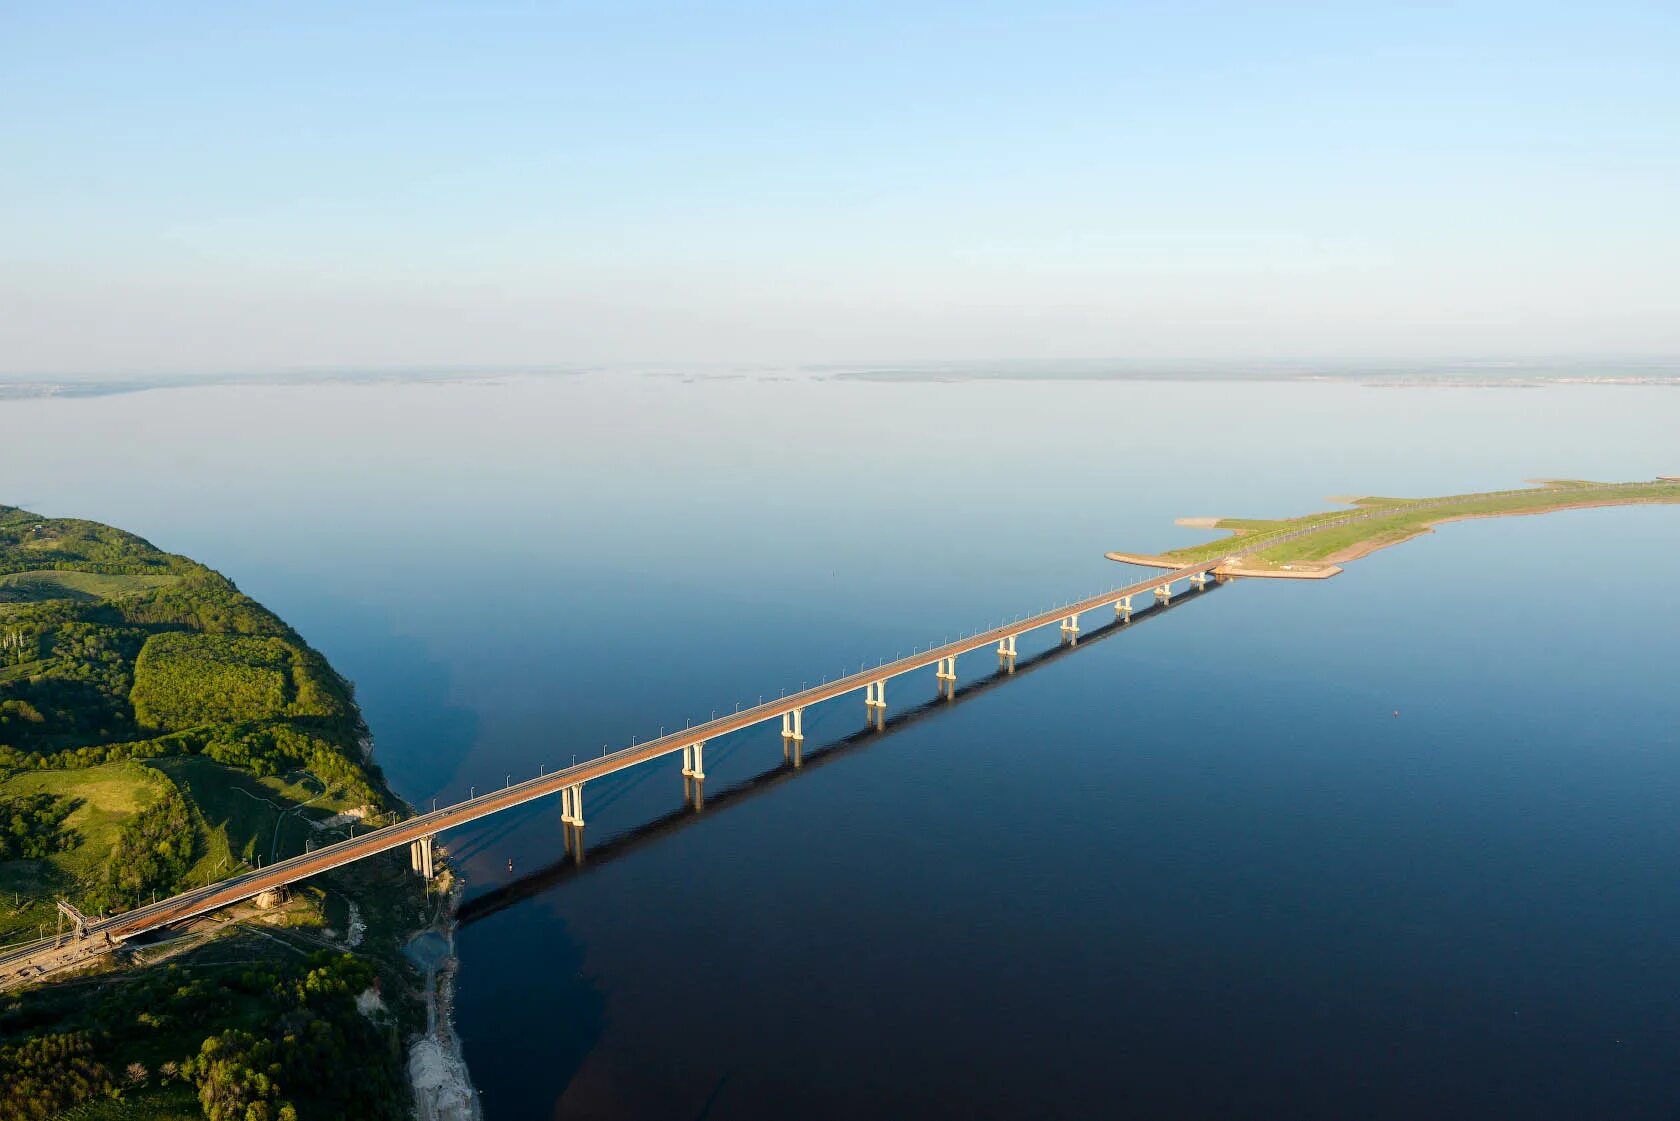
left=0, top=505, right=1388, bottom=985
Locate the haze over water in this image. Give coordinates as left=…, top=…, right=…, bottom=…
left=4, top=373, right=1678, bottom=1118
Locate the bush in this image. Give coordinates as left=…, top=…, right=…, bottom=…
left=0, top=791, right=79, bottom=860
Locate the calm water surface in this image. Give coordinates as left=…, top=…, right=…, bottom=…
left=3, top=375, right=1678, bottom=1119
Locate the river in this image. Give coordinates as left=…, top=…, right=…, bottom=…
left=4, top=372, right=1678, bottom=1118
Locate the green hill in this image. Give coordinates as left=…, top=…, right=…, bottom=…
left=0, top=507, right=424, bottom=1120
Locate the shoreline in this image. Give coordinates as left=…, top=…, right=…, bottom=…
left=1114, top=488, right=1680, bottom=573
left=1321, top=494, right=1680, bottom=564
left=407, top=870, right=481, bottom=1121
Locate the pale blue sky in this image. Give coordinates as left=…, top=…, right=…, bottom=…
left=3, top=2, right=1677, bottom=374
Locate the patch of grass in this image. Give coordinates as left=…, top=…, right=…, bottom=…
left=0, top=570, right=180, bottom=608
left=0, top=763, right=170, bottom=879
left=0, top=762, right=174, bottom=940
left=1162, top=479, right=1680, bottom=568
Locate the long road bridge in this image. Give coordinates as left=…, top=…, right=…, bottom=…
left=454, top=582, right=1211, bottom=932
left=0, top=501, right=1414, bottom=983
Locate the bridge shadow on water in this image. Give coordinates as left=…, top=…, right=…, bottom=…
left=456, top=580, right=1223, bottom=930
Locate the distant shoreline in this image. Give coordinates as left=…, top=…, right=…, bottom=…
left=3, top=363, right=1680, bottom=401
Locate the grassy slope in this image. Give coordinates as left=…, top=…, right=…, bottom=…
left=0, top=764, right=173, bottom=939
left=0, top=571, right=180, bottom=608
left=151, top=757, right=364, bottom=882
left=1161, top=479, right=1680, bottom=567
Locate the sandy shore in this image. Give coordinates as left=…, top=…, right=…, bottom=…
left=409, top=879, right=480, bottom=1121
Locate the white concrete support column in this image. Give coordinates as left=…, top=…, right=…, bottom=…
left=1060, top=613, right=1080, bottom=635
left=865, top=680, right=887, bottom=708
left=1115, top=595, right=1132, bottom=617
left=936, top=655, right=956, bottom=681
left=996, top=634, right=1018, bottom=657
left=1155, top=582, right=1173, bottom=603
left=782, top=707, right=804, bottom=741
left=561, top=784, right=585, bottom=827
left=690, top=741, right=705, bottom=781
left=408, top=835, right=435, bottom=879
left=1191, top=572, right=1207, bottom=588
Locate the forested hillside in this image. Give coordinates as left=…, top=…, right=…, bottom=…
left=0, top=506, right=386, bottom=808
left=0, top=507, right=420, bottom=1120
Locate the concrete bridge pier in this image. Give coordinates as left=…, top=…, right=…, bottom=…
left=781, top=707, right=805, bottom=742
left=1060, top=613, right=1080, bottom=637
left=681, top=741, right=706, bottom=807
left=865, top=679, right=887, bottom=711
left=996, top=634, right=1018, bottom=657
left=1190, top=572, right=1208, bottom=588
left=1155, top=582, right=1173, bottom=604
left=936, top=655, right=956, bottom=682
left=1115, top=594, right=1132, bottom=617
left=560, top=784, right=585, bottom=828
left=409, top=835, right=436, bottom=879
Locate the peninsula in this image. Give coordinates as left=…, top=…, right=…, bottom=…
left=1107, top=478, right=1680, bottom=578
left=0, top=506, right=460, bottom=1120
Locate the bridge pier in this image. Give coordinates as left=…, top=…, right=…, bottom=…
left=680, top=741, right=706, bottom=781
left=1190, top=572, right=1208, bottom=589
left=1060, top=613, right=1080, bottom=637
left=409, top=835, right=436, bottom=880
left=996, top=634, right=1017, bottom=657
left=781, top=707, right=805, bottom=742
left=1114, top=595, right=1132, bottom=617
left=560, top=784, right=585, bottom=828
left=936, top=655, right=956, bottom=682
left=865, top=679, right=887, bottom=709
left=1155, top=582, right=1173, bottom=604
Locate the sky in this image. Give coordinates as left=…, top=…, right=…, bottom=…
left=2, top=1, right=1677, bottom=375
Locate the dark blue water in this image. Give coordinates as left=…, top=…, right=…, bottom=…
left=4, top=375, right=1677, bottom=1118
